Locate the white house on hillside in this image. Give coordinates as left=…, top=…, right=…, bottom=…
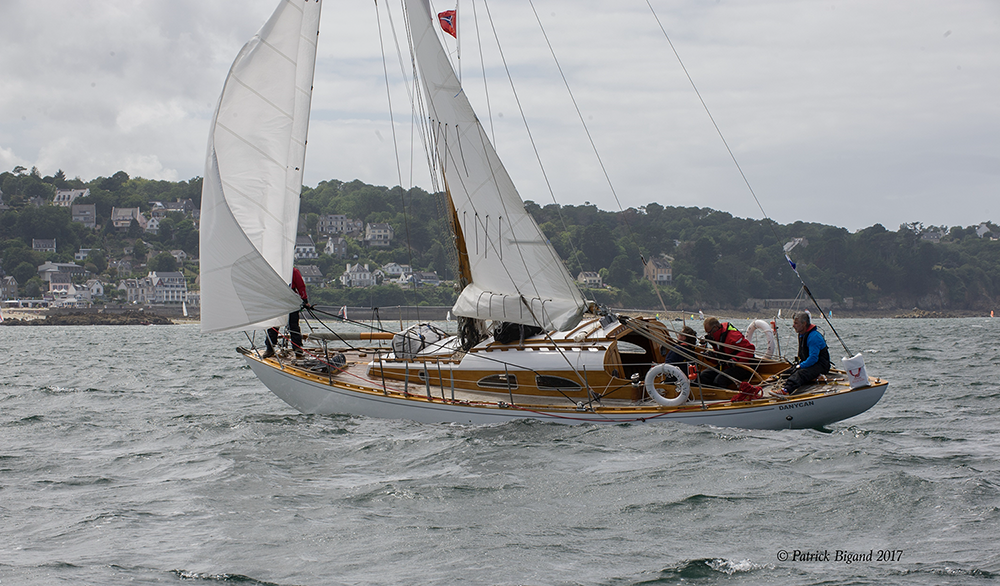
left=295, top=235, right=318, bottom=260
left=84, top=279, right=105, bottom=299
left=119, top=277, right=154, bottom=304
left=54, top=188, right=90, bottom=207
left=324, top=236, right=348, bottom=258
left=149, top=271, right=187, bottom=304
left=381, top=262, right=412, bottom=279
left=365, top=223, right=393, bottom=247
left=340, top=263, right=373, bottom=288
left=317, top=214, right=363, bottom=234
left=111, top=207, right=147, bottom=231
left=400, top=271, right=440, bottom=287
left=577, top=271, right=602, bottom=288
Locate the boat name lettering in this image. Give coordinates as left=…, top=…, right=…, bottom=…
left=778, top=401, right=815, bottom=411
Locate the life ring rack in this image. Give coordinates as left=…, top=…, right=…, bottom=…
left=643, top=363, right=691, bottom=407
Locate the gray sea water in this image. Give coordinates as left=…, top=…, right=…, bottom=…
left=1, top=317, right=999, bottom=585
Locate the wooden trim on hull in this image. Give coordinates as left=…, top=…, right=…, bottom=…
left=366, top=329, right=792, bottom=403
left=241, top=350, right=887, bottom=430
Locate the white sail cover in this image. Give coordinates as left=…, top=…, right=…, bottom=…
left=405, top=0, right=586, bottom=332
left=200, top=0, right=322, bottom=333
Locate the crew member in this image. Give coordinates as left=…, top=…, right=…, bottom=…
left=263, top=267, right=309, bottom=359
left=780, top=311, right=830, bottom=395
left=664, top=326, right=698, bottom=369
left=699, top=317, right=756, bottom=388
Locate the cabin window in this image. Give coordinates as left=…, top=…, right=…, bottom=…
left=535, top=375, right=581, bottom=391
left=478, top=374, right=518, bottom=389
left=617, top=341, right=647, bottom=354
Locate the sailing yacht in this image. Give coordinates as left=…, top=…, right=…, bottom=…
left=199, top=0, right=886, bottom=429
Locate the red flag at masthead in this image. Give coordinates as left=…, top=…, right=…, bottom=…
left=438, top=10, right=457, bottom=37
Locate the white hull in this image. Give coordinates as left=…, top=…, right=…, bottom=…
left=245, top=355, right=886, bottom=430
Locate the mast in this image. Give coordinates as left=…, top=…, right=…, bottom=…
left=444, top=180, right=473, bottom=287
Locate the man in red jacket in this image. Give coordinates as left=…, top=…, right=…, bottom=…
left=262, top=267, right=309, bottom=359
left=698, top=316, right=756, bottom=389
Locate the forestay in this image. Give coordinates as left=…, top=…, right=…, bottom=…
left=199, top=0, right=322, bottom=333
left=405, top=0, right=587, bottom=332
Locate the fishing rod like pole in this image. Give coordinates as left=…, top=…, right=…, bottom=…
left=783, top=255, right=852, bottom=357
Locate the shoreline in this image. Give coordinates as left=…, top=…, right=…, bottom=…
left=617, top=308, right=993, bottom=320
left=1, top=309, right=175, bottom=326
left=3, top=307, right=992, bottom=325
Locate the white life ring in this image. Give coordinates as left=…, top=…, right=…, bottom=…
left=644, top=363, right=691, bottom=407
left=744, top=319, right=776, bottom=359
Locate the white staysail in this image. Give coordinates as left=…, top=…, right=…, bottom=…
left=404, top=0, right=587, bottom=332
left=199, top=0, right=322, bottom=333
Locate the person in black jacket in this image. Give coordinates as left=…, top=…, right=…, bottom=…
left=664, top=326, right=697, bottom=368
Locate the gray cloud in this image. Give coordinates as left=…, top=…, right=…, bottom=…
left=1, top=0, right=996, bottom=231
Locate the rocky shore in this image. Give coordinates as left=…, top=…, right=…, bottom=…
left=1, top=310, right=173, bottom=326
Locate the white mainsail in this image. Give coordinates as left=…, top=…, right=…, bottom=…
left=405, top=0, right=587, bottom=332
left=199, top=0, right=322, bottom=333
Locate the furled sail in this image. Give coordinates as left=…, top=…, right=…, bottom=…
left=404, top=0, right=587, bottom=332
left=200, top=0, right=322, bottom=333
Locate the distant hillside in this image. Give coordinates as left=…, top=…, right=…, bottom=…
left=1, top=168, right=997, bottom=311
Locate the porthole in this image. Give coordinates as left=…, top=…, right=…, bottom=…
left=535, top=375, right=581, bottom=391
left=477, top=374, right=518, bottom=389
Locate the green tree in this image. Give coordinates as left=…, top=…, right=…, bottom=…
left=12, top=261, right=37, bottom=285
left=86, top=249, right=108, bottom=274
left=127, top=218, right=144, bottom=239
left=24, top=277, right=43, bottom=298
left=605, top=255, right=635, bottom=288
left=132, top=240, right=148, bottom=261
left=148, top=252, right=178, bottom=272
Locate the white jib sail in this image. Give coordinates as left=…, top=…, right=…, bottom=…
left=405, top=0, right=586, bottom=332
left=200, top=0, right=322, bottom=333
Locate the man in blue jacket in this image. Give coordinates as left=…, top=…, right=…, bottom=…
left=780, top=312, right=831, bottom=395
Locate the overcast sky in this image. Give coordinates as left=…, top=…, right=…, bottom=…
left=1, top=0, right=997, bottom=231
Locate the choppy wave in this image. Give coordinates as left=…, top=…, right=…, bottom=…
left=2, top=320, right=1000, bottom=585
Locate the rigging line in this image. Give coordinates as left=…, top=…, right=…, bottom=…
left=526, top=0, right=628, bottom=227
left=644, top=0, right=780, bottom=247
left=645, top=0, right=851, bottom=355
left=420, top=63, right=562, bottom=309
left=303, top=307, right=363, bottom=352
left=307, top=305, right=562, bottom=384
left=442, top=125, right=556, bottom=310
left=382, top=2, right=419, bottom=188
left=479, top=0, right=584, bottom=301
left=470, top=0, right=496, bottom=143
left=623, top=318, right=742, bottom=385
left=376, top=0, right=422, bottom=316
left=397, top=1, right=440, bottom=194
left=474, top=123, right=558, bottom=307
left=528, top=1, right=668, bottom=313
